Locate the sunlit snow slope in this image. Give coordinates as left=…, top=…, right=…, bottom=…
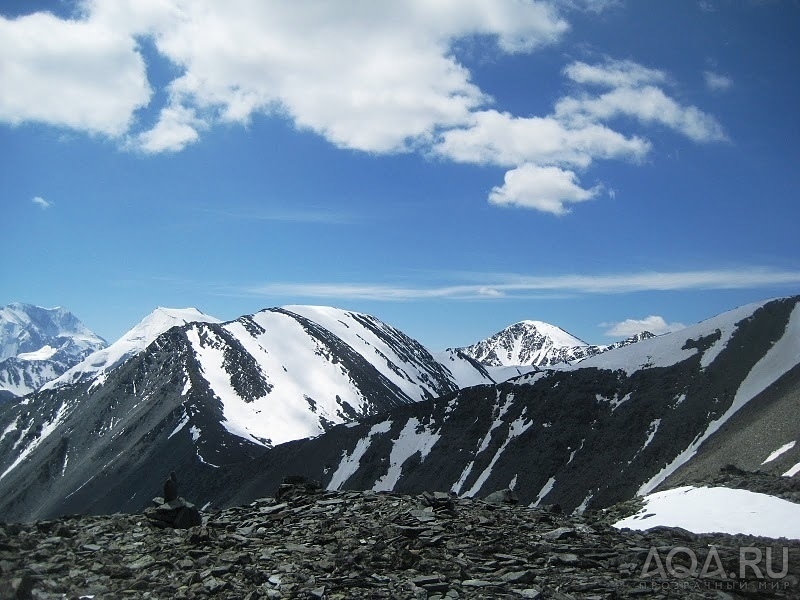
left=0, top=305, right=492, bottom=520
left=196, top=296, right=800, bottom=516
left=43, top=307, right=220, bottom=390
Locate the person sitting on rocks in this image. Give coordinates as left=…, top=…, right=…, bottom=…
left=164, top=471, right=178, bottom=502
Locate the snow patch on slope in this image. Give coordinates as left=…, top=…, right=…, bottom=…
left=763, top=441, right=796, bottom=465
left=373, top=418, right=440, bottom=492
left=17, top=345, right=58, bottom=361
left=532, top=476, right=556, bottom=507
left=638, top=300, right=800, bottom=495
left=465, top=415, right=532, bottom=497
left=327, top=421, right=392, bottom=491
left=783, top=462, right=800, bottom=478
left=0, top=402, right=69, bottom=481
left=615, top=486, right=800, bottom=539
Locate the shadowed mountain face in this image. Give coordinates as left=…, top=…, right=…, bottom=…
left=0, top=306, right=492, bottom=521
left=0, top=297, right=797, bottom=523
left=0, top=303, right=107, bottom=398
left=190, top=296, right=800, bottom=514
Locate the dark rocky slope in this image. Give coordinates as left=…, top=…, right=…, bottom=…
left=1, top=296, right=797, bottom=523
left=181, top=297, right=800, bottom=515
left=660, top=363, right=800, bottom=491
left=0, top=306, right=484, bottom=523
left=2, top=481, right=798, bottom=599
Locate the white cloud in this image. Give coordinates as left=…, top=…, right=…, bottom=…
left=704, top=71, right=733, bottom=92
left=0, top=4, right=728, bottom=215
left=133, top=105, right=204, bottom=154
left=564, top=59, right=667, bottom=88
left=488, top=163, right=600, bottom=215
left=555, top=85, right=727, bottom=142
left=435, top=56, right=724, bottom=213
left=603, top=315, right=686, bottom=337
left=0, top=1, right=568, bottom=152
left=32, top=196, right=52, bottom=209
left=435, top=109, right=650, bottom=168
left=244, top=267, right=800, bottom=301
left=0, top=11, right=151, bottom=136
left=133, top=0, right=568, bottom=154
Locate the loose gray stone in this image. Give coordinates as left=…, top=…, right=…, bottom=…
left=1, top=481, right=798, bottom=600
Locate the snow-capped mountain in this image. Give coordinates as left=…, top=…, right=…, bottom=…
left=456, top=319, right=655, bottom=367
left=0, top=303, right=107, bottom=399
left=0, top=305, right=494, bottom=520
left=44, top=307, right=221, bottom=390
left=3, top=296, right=799, bottom=522
left=182, top=295, right=798, bottom=515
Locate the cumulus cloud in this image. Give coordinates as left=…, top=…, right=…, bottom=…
left=435, top=109, right=650, bottom=169
left=133, top=105, right=204, bottom=154
left=0, top=11, right=151, bottom=136
left=32, top=196, right=52, bottom=209
left=603, top=315, right=686, bottom=337
left=132, top=0, right=568, bottom=154
left=0, top=4, right=727, bottom=215
left=436, top=57, right=725, bottom=213
left=704, top=71, right=733, bottom=92
left=488, top=164, right=601, bottom=215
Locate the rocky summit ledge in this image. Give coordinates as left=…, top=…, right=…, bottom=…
left=1, top=482, right=799, bottom=600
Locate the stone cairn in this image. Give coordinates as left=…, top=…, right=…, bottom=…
left=1, top=476, right=799, bottom=599
left=144, top=471, right=202, bottom=530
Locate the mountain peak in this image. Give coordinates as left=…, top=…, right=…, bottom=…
left=455, top=319, right=588, bottom=367
left=44, top=306, right=222, bottom=390
left=0, top=303, right=107, bottom=397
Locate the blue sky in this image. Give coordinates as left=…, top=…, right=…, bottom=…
left=2, top=0, right=799, bottom=350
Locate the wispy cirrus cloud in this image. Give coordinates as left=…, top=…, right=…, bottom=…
left=194, top=206, right=364, bottom=225
left=243, top=267, right=800, bottom=301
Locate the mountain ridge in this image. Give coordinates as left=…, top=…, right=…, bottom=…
left=2, top=296, right=796, bottom=524
left=0, top=304, right=496, bottom=520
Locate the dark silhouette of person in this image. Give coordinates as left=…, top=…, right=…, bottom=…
left=164, top=471, right=178, bottom=502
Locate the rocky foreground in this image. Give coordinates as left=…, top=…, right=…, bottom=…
left=1, top=480, right=799, bottom=600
